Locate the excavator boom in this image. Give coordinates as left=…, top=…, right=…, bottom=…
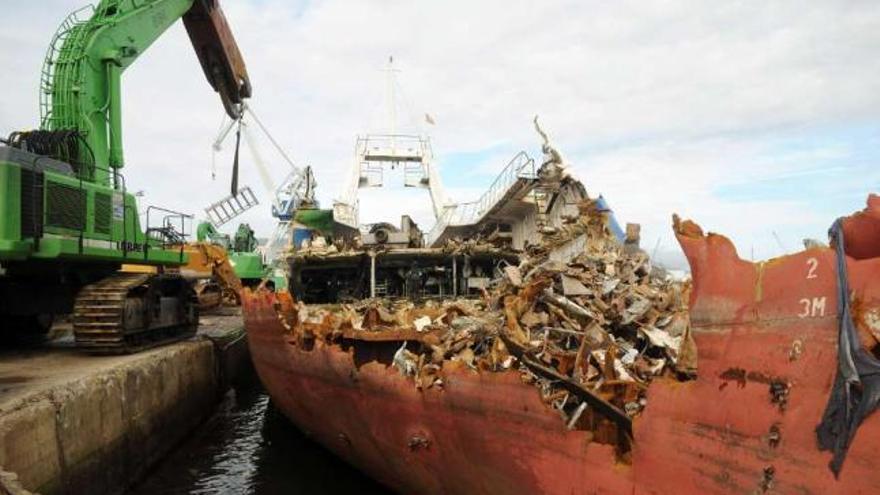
left=32, top=0, right=251, bottom=182
left=178, top=242, right=244, bottom=309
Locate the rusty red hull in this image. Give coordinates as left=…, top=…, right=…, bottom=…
left=244, top=292, right=630, bottom=494
left=243, top=195, right=880, bottom=494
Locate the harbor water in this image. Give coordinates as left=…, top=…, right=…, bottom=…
left=128, top=375, right=392, bottom=495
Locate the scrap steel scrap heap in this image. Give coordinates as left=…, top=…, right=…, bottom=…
left=277, top=160, right=697, bottom=456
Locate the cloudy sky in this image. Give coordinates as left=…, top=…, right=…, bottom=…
left=2, top=0, right=879, bottom=266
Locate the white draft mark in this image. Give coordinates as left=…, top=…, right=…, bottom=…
left=806, top=257, right=819, bottom=279
left=798, top=297, right=827, bottom=318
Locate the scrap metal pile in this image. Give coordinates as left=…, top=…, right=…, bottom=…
left=492, top=199, right=698, bottom=440
left=285, top=196, right=697, bottom=446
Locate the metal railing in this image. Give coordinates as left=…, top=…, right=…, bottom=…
left=145, top=206, right=193, bottom=260
left=39, top=5, right=93, bottom=128
left=426, top=151, right=536, bottom=244
left=356, top=133, right=432, bottom=163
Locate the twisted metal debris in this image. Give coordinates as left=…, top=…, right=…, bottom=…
left=279, top=187, right=696, bottom=448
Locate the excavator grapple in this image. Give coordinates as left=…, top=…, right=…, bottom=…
left=177, top=241, right=244, bottom=310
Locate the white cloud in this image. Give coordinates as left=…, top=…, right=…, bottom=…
left=570, top=137, right=832, bottom=262
left=2, top=0, right=879, bottom=263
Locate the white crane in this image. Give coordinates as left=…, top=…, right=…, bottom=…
left=212, top=103, right=316, bottom=266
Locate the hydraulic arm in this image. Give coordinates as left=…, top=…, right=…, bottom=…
left=39, top=0, right=251, bottom=186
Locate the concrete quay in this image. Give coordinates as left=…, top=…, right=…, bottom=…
left=0, top=310, right=248, bottom=495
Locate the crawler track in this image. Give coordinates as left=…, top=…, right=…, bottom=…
left=73, top=272, right=199, bottom=354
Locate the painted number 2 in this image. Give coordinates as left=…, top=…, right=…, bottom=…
left=797, top=258, right=825, bottom=317
left=806, top=257, right=819, bottom=279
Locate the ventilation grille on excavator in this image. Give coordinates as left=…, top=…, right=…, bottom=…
left=94, top=192, right=112, bottom=235
left=20, top=169, right=44, bottom=239
left=46, top=182, right=85, bottom=231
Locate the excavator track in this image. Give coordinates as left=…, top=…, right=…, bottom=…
left=73, top=272, right=199, bottom=354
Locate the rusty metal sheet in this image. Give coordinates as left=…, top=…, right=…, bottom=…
left=243, top=290, right=631, bottom=495
left=183, top=0, right=252, bottom=117
left=633, top=196, right=880, bottom=495
left=243, top=183, right=880, bottom=494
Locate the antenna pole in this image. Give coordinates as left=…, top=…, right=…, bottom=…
left=772, top=230, right=787, bottom=254
left=386, top=56, right=397, bottom=151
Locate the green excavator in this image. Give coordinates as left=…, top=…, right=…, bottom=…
left=196, top=221, right=266, bottom=288
left=0, top=0, right=251, bottom=352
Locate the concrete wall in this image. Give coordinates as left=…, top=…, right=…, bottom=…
left=0, top=342, right=217, bottom=495
left=511, top=210, right=537, bottom=251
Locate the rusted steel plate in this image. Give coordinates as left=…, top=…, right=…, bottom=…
left=244, top=290, right=631, bottom=495
left=633, top=197, right=880, bottom=495
left=183, top=0, right=252, bottom=116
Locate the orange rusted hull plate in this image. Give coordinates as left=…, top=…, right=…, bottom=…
left=243, top=194, right=880, bottom=494
left=635, top=194, right=880, bottom=494
left=244, top=290, right=631, bottom=494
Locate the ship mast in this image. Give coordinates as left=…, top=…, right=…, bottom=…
left=385, top=56, right=399, bottom=152
left=333, top=57, right=451, bottom=229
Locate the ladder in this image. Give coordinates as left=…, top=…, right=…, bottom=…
left=205, top=186, right=259, bottom=228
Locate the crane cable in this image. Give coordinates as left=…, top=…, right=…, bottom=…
left=230, top=117, right=242, bottom=195
left=240, top=122, right=282, bottom=213
left=244, top=105, right=297, bottom=171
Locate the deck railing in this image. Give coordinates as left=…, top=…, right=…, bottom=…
left=426, top=151, right=536, bottom=244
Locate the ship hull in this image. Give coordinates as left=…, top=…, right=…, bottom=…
left=244, top=291, right=630, bottom=494
left=243, top=196, right=880, bottom=494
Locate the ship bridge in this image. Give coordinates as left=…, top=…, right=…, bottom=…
left=333, top=132, right=451, bottom=230
left=330, top=57, right=619, bottom=249
left=333, top=134, right=618, bottom=250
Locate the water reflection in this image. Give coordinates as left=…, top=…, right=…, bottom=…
left=128, top=377, right=391, bottom=495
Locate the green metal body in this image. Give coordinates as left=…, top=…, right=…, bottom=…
left=0, top=159, right=184, bottom=266
left=196, top=221, right=231, bottom=249
left=0, top=0, right=213, bottom=321
left=228, top=251, right=264, bottom=282
left=268, top=269, right=288, bottom=291
left=0, top=0, right=201, bottom=267
left=232, top=223, right=257, bottom=252
left=195, top=221, right=264, bottom=283
left=42, top=0, right=195, bottom=182
left=228, top=223, right=263, bottom=282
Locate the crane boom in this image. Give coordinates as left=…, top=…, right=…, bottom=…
left=39, top=0, right=251, bottom=186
